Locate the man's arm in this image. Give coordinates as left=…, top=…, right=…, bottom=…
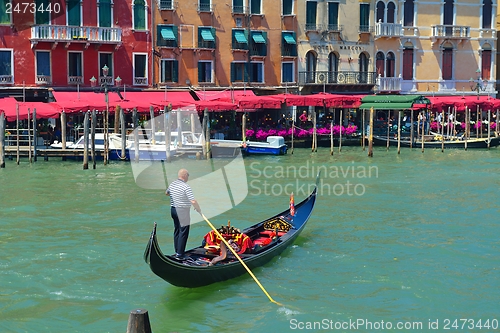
left=191, top=199, right=201, bottom=213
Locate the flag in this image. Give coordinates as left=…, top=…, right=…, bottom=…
left=289, top=192, right=295, bottom=217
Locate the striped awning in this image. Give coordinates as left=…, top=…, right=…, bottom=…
left=160, top=26, right=176, bottom=40
left=200, top=29, right=215, bottom=41
left=283, top=33, right=296, bottom=44
left=234, top=30, right=248, bottom=43
left=252, top=32, right=266, bottom=44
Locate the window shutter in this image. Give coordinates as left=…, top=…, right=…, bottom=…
left=402, top=49, right=413, bottom=80
left=230, top=63, right=235, bottom=82
left=173, top=60, right=178, bottom=82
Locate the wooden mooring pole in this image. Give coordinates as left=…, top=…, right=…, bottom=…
left=121, top=107, right=126, bottom=160
left=126, top=309, right=152, bottom=333
left=33, top=108, right=37, bottom=162
left=83, top=111, right=89, bottom=169
left=0, top=111, right=5, bottom=168
left=338, top=109, right=342, bottom=153
left=204, top=108, right=211, bottom=159
left=368, top=107, right=373, bottom=157
left=133, top=108, right=139, bottom=163
left=164, top=105, right=172, bottom=163
left=487, top=110, right=491, bottom=149
left=91, top=110, right=96, bottom=169
left=16, top=103, right=20, bottom=165
left=330, top=120, right=334, bottom=155
left=397, top=110, right=401, bottom=154
left=28, top=108, right=32, bottom=163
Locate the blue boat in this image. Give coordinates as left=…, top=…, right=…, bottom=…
left=242, top=136, right=288, bottom=155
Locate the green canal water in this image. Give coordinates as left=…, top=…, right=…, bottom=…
left=1, top=147, right=499, bottom=332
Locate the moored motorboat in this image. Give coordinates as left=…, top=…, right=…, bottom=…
left=242, top=136, right=288, bottom=155
left=143, top=178, right=318, bottom=287
left=50, top=133, right=131, bottom=160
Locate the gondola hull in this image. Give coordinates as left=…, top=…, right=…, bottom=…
left=373, top=135, right=500, bottom=149
left=144, top=186, right=317, bottom=288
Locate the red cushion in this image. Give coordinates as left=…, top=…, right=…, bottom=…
left=253, top=237, right=273, bottom=246
left=260, top=230, right=286, bottom=237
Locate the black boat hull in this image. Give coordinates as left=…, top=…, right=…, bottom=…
left=373, top=135, right=500, bottom=149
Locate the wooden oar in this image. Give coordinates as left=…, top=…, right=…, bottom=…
left=200, top=213, right=283, bottom=307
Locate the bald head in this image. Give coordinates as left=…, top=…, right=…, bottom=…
left=178, top=168, right=189, bottom=182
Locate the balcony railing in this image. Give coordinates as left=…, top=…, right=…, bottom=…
left=31, top=25, right=122, bottom=43
left=432, top=25, right=470, bottom=38
left=68, top=76, right=83, bottom=85
left=375, top=22, right=402, bottom=38
left=326, top=24, right=343, bottom=32
left=358, top=25, right=374, bottom=33
left=100, top=76, right=113, bottom=85
left=298, top=71, right=376, bottom=86
left=0, top=75, right=14, bottom=84
left=377, top=75, right=402, bottom=92
left=479, top=28, right=496, bottom=39
left=232, top=5, right=248, bottom=14
left=36, top=75, right=51, bottom=85
left=159, top=0, right=175, bottom=10
left=198, top=3, right=214, bottom=12
left=305, top=23, right=322, bottom=31
left=134, top=77, right=148, bottom=85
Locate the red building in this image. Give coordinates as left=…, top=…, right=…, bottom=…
left=0, top=0, right=152, bottom=101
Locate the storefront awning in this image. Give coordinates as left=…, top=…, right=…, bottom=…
left=360, top=95, right=430, bottom=110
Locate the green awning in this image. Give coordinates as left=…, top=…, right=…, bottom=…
left=234, top=31, right=248, bottom=44
left=200, top=29, right=215, bottom=41
left=359, top=95, right=430, bottom=110
left=160, top=26, right=176, bottom=40
left=283, top=33, right=296, bottom=44
left=359, top=102, right=414, bottom=110
left=252, top=32, right=266, bottom=44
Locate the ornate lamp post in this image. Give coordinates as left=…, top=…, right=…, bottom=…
left=469, top=69, right=487, bottom=100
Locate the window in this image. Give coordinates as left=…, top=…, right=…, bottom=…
left=133, top=0, right=147, bottom=30
left=376, top=52, right=385, bottom=77
left=133, top=53, right=148, bottom=85
left=232, top=29, right=248, bottom=50
left=443, top=0, right=453, bottom=25
left=35, top=51, right=51, bottom=84
left=481, top=48, right=491, bottom=80
left=387, top=2, right=395, bottom=24
left=376, top=1, right=384, bottom=23
left=160, top=59, right=178, bottom=83
left=159, top=0, right=173, bottom=10
left=482, top=0, right=492, bottom=29
left=233, top=0, right=244, bottom=14
left=249, top=62, right=263, bottom=83
left=0, top=49, right=13, bottom=83
left=306, top=1, right=317, bottom=30
left=328, top=2, right=339, bottom=31
left=328, top=52, right=338, bottom=83
left=35, top=0, right=50, bottom=24
left=250, top=0, right=261, bottom=15
left=99, top=53, right=113, bottom=83
left=386, top=52, right=395, bottom=77
left=231, top=62, right=248, bottom=82
left=199, top=0, right=211, bottom=12
left=282, top=62, right=294, bottom=83
left=250, top=30, right=267, bottom=56
left=68, top=52, right=83, bottom=84
left=67, top=0, right=81, bottom=26
left=403, top=0, right=414, bottom=26
left=282, top=32, right=297, bottom=57
left=157, top=25, right=178, bottom=48
left=402, top=47, right=413, bottom=80
left=442, top=45, right=453, bottom=80
left=306, top=51, right=316, bottom=83
left=0, top=0, right=11, bottom=24
left=99, top=0, right=112, bottom=27
left=198, top=61, right=213, bottom=83
left=359, top=52, right=369, bottom=83
left=283, top=0, right=293, bottom=15
left=359, top=3, right=370, bottom=32
left=198, top=27, right=215, bottom=49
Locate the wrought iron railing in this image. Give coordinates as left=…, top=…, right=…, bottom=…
left=358, top=25, right=375, bottom=33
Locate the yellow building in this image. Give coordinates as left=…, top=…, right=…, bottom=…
left=295, top=0, right=377, bottom=94
left=374, top=0, right=497, bottom=97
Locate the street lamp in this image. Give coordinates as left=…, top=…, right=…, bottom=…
left=89, top=65, right=114, bottom=165
left=469, top=69, right=487, bottom=100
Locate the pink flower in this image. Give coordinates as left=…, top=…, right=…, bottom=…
left=255, top=129, right=268, bottom=140
left=491, top=122, right=497, bottom=130
left=245, top=129, right=255, bottom=138
left=430, top=121, right=440, bottom=130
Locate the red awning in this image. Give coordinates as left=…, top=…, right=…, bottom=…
left=195, top=89, right=255, bottom=101
left=1, top=98, right=61, bottom=121
left=193, top=100, right=238, bottom=112
left=426, top=95, right=500, bottom=112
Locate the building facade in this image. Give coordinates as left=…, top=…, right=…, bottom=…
left=0, top=0, right=152, bottom=100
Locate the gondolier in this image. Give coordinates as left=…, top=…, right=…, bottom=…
left=166, top=168, right=202, bottom=259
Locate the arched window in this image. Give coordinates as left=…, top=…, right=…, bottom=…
left=376, top=52, right=385, bottom=77
left=387, top=2, right=396, bottom=24
left=481, top=44, right=492, bottom=80
left=402, top=44, right=414, bottom=80
left=306, top=51, right=317, bottom=83
left=386, top=52, right=395, bottom=77
left=328, top=52, right=338, bottom=83
left=442, top=42, right=453, bottom=80
left=133, top=0, right=146, bottom=30
left=359, top=52, right=369, bottom=83
left=482, top=0, right=492, bottom=29
left=404, top=0, right=414, bottom=26
left=376, top=1, right=385, bottom=22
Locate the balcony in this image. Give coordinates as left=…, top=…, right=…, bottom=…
left=479, top=28, right=496, bottom=39
left=68, top=76, right=83, bottom=85
left=298, top=71, right=376, bottom=86
left=326, top=24, right=343, bottom=33
left=232, top=5, right=248, bottom=14
left=375, top=22, right=402, bottom=38
left=134, top=77, right=148, bottom=86
left=36, top=75, right=51, bottom=85
left=0, top=75, right=14, bottom=84
left=158, top=0, right=176, bottom=10
left=376, top=75, right=402, bottom=93
left=431, top=25, right=470, bottom=42
left=31, top=25, right=122, bottom=49
left=358, top=25, right=374, bottom=34
left=198, top=3, right=214, bottom=13
left=100, top=76, right=113, bottom=85
left=305, top=23, right=322, bottom=32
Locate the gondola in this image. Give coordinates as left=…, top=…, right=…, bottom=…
left=143, top=179, right=318, bottom=288
left=372, top=135, right=500, bottom=149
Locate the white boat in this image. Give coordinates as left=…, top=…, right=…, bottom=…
left=242, top=136, right=288, bottom=155
left=50, top=133, right=131, bottom=160
left=128, top=131, right=203, bottom=161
